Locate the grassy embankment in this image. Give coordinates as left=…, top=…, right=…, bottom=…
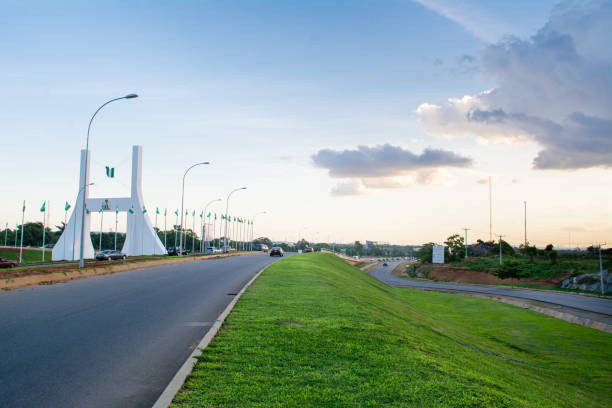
left=172, top=253, right=611, bottom=407
left=0, top=248, right=49, bottom=264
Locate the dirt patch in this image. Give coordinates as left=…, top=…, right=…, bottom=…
left=416, top=264, right=564, bottom=287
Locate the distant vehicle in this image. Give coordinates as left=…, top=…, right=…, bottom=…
left=383, top=262, right=388, bottom=266
left=304, top=247, right=314, bottom=253
left=44, top=243, right=55, bottom=249
left=222, top=246, right=236, bottom=253
left=269, top=247, right=284, bottom=257
left=252, top=243, right=269, bottom=252
left=167, top=246, right=189, bottom=256
left=0, top=257, right=18, bottom=268
left=96, top=250, right=127, bottom=261
left=204, top=247, right=222, bottom=254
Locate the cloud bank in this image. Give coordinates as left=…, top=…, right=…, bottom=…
left=312, top=144, right=472, bottom=195
left=416, top=0, right=612, bottom=169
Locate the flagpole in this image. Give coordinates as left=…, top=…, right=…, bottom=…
left=19, top=201, right=25, bottom=264
left=192, top=211, right=195, bottom=254
left=164, top=209, right=167, bottom=249
left=99, top=209, right=103, bottom=252
left=41, top=201, right=46, bottom=263
left=155, top=208, right=158, bottom=256
left=64, top=204, right=68, bottom=260
left=200, top=213, right=203, bottom=253
left=14, top=220, right=18, bottom=248
left=115, top=208, right=118, bottom=251
left=174, top=211, right=178, bottom=248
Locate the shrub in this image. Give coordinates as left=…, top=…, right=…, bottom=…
left=495, top=260, right=530, bottom=280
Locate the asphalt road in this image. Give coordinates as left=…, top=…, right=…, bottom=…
left=368, top=262, right=612, bottom=316
left=0, top=253, right=288, bottom=408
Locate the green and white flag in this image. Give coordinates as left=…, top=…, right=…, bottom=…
left=116, top=207, right=119, bottom=215
left=214, top=213, right=217, bottom=220
left=105, top=166, right=115, bottom=178
left=199, top=212, right=203, bottom=218
left=207, top=212, right=211, bottom=218
left=98, top=206, right=103, bottom=213
left=174, top=209, right=178, bottom=216
left=22, top=202, right=25, bottom=212
left=142, top=206, right=147, bottom=214
left=86, top=206, right=90, bottom=214
left=40, top=202, right=46, bottom=212
left=156, top=207, right=160, bottom=215
left=128, top=206, right=134, bottom=214
left=65, top=201, right=71, bottom=211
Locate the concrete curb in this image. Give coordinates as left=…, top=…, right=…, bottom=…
left=152, top=264, right=269, bottom=408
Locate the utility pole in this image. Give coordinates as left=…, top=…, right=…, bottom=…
left=599, top=244, right=607, bottom=295
left=462, top=227, right=470, bottom=260
left=489, top=176, right=492, bottom=241
left=524, top=201, right=527, bottom=248
left=497, top=234, right=504, bottom=266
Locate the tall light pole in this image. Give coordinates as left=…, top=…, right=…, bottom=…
left=462, top=227, right=470, bottom=259
left=79, top=94, right=138, bottom=268
left=178, top=161, right=210, bottom=256
left=251, top=211, right=267, bottom=251
left=224, top=187, right=246, bottom=252
left=202, top=198, right=222, bottom=253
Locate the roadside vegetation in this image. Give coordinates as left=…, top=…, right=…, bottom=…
left=172, top=253, right=611, bottom=407
left=415, top=236, right=610, bottom=284
left=0, top=248, right=49, bottom=265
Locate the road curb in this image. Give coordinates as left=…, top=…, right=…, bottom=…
left=152, top=264, right=270, bottom=408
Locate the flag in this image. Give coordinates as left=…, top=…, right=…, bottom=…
left=98, top=206, right=103, bottom=213
left=185, top=210, right=188, bottom=216
left=192, top=210, right=195, bottom=216
left=65, top=201, right=71, bottom=211
left=174, top=210, right=178, bottom=216
left=207, top=212, right=211, bottom=218
left=105, top=166, right=115, bottom=178
left=142, top=206, right=147, bottom=214
left=156, top=207, right=160, bottom=215
left=164, top=208, right=167, bottom=216
left=86, top=206, right=90, bottom=214
left=40, top=202, right=46, bottom=212
left=214, top=213, right=217, bottom=220
left=22, top=202, right=25, bottom=212
left=128, top=207, right=134, bottom=214
left=116, top=207, right=119, bottom=215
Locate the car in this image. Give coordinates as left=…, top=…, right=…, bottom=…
left=252, top=243, right=269, bottom=252
left=204, top=247, right=222, bottom=254
left=304, top=247, right=314, bottom=253
left=167, top=246, right=189, bottom=256
left=96, top=250, right=127, bottom=261
left=383, top=262, right=388, bottom=266
left=44, top=243, right=55, bottom=249
left=0, top=257, right=18, bottom=268
left=269, top=247, right=284, bottom=257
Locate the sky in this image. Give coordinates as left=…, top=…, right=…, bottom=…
left=0, top=0, right=610, bottom=248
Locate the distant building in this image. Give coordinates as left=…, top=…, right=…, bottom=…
left=366, top=240, right=378, bottom=249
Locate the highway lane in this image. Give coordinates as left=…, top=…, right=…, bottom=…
left=368, top=261, right=612, bottom=316
left=0, top=253, right=289, bottom=408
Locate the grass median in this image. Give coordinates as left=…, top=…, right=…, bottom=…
left=172, top=253, right=611, bottom=407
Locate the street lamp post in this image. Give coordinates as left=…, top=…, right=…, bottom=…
left=79, top=94, right=138, bottom=268
left=224, top=187, right=246, bottom=252
left=250, top=211, right=267, bottom=251
left=202, top=198, right=222, bottom=253
left=178, top=162, right=210, bottom=257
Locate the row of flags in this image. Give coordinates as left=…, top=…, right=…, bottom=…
left=18, top=202, right=253, bottom=224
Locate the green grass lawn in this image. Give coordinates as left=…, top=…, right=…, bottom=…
left=0, top=248, right=49, bottom=264
left=172, top=253, right=611, bottom=407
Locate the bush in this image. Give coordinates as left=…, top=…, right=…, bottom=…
left=495, top=260, right=530, bottom=280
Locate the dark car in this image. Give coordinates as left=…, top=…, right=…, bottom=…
left=269, top=247, right=284, bottom=257
left=167, top=246, right=189, bottom=256
left=304, top=247, right=314, bottom=253
left=383, top=262, right=388, bottom=266
left=96, top=250, right=127, bottom=261
left=0, top=257, right=18, bottom=268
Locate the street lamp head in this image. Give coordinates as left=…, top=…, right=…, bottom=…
left=241, top=187, right=247, bottom=190
left=124, top=93, right=139, bottom=99
left=201, top=161, right=210, bottom=165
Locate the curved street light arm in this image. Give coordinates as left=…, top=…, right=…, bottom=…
left=178, top=161, right=209, bottom=256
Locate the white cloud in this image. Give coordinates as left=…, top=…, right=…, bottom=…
left=416, top=0, right=612, bottom=169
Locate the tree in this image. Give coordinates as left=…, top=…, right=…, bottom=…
left=416, top=243, right=435, bottom=263
left=254, top=237, right=273, bottom=247
left=354, top=241, right=363, bottom=255
left=444, top=234, right=465, bottom=262
left=522, top=244, right=538, bottom=262
left=295, top=239, right=309, bottom=250
left=549, top=250, right=558, bottom=265
left=545, top=244, right=554, bottom=251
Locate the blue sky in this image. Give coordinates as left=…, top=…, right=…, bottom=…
left=1, top=0, right=610, bottom=247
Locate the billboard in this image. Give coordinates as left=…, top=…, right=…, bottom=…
left=432, top=245, right=444, bottom=264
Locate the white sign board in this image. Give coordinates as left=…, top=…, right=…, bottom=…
left=432, top=245, right=444, bottom=264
